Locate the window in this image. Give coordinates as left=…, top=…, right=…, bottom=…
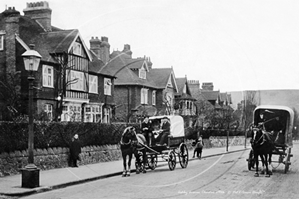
left=141, top=88, right=148, bottom=104
left=42, top=65, right=54, bottom=87
left=44, top=104, right=53, bottom=120
left=84, top=105, right=101, bottom=123
left=0, top=34, right=4, bottom=51
left=73, top=42, right=82, bottom=56
left=104, top=78, right=112, bottom=95
left=103, top=107, right=110, bottom=123
left=89, top=75, right=98, bottom=93
left=139, top=68, right=146, bottom=79
left=152, top=91, right=156, bottom=105
left=61, top=104, right=82, bottom=122
left=70, top=70, right=85, bottom=91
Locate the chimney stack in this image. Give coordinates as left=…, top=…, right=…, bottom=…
left=90, top=36, right=110, bottom=64
left=122, top=44, right=132, bottom=57
left=23, top=1, right=52, bottom=31
left=202, top=82, right=214, bottom=91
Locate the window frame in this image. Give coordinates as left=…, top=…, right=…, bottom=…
left=139, top=68, right=146, bottom=79
left=42, top=65, right=54, bottom=88
left=89, top=75, right=98, bottom=94
left=152, top=91, right=156, bottom=105
left=141, top=88, right=148, bottom=104
left=104, top=78, right=112, bottom=96
left=73, top=42, right=82, bottom=56
left=70, top=70, right=85, bottom=91
left=44, top=103, right=53, bottom=121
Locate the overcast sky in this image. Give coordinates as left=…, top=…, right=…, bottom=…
left=2, top=0, right=299, bottom=92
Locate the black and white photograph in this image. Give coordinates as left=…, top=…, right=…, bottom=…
left=0, top=0, right=298, bottom=198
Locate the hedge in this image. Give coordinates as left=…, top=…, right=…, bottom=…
left=0, top=122, right=140, bottom=153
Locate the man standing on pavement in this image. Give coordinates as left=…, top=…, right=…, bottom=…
left=70, top=134, right=81, bottom=167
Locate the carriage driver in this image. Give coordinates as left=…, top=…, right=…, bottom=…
left=257, top=111, right=273, bottom=144
left=141, top=116, right=152, bottom=145
left=258, top=112, right=285, bottom=145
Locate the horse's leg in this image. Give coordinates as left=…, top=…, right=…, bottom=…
left=268, top=153, right=273, bottom=175
left=265, top=154, right=270, bottom=177
left=254, top=153, right=259, bottom=177
left=122, top=153, right=127, bottom=177
left=127, top=153, right=132, bottom=176
left=142, top=149, right=147, bottom=173
left=134, top=150, right=140, bottom=174
left=260, top=154, right=265, bottom=174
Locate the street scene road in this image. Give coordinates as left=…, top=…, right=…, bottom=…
left=21, top=143, right=298, bottom=199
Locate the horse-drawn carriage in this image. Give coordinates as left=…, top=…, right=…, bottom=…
left=247, top=105, right=294, bottom=175
left=120, top=115, right=189, bottom=176
left=137, top=115, right=189, bottom=171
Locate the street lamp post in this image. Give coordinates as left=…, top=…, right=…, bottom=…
left=21, top=44, right=42, bottom=188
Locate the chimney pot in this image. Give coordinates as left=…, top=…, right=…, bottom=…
left=29, top=44, right=35, bottom=50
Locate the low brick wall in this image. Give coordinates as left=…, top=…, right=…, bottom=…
left=0, top=136, right=250, bottom=177
left=187, top=136, right=250, bottom=150
left=0, top=145, right=122, bottom=177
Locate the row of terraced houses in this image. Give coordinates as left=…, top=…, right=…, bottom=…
left=0, top=2, right=232, bottom=125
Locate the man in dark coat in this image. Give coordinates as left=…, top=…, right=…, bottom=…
left=141, top=116, right=152, bottom=145
left=70, top=134, right=81, bottom=167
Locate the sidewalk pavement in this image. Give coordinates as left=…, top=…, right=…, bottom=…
left=0, top=145, right=250, bottom=197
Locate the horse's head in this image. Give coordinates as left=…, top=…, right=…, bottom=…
left=251, top=126, right=264, bottom=146
left=121, top=126, right=137, bottom=145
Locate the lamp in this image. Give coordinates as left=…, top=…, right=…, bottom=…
left=21, top=44, right=41, bottom=188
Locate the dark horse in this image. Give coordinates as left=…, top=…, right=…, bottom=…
left=120, top=126, right=147, bottom=177
left=251, top=126, right=274, bottom=177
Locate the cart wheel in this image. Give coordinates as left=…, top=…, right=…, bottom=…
left=284, top=148, right=292, bottom=174
left=148, top=154, right=158, bottom=170
left=168, top=150, right=176, bottom=171
left=248, top=150, right=255, bottom=171
left=178, top=143, right=189, bottom=168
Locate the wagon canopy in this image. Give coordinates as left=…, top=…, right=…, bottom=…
left=149, top=115, right=185, bottom=138
left=253, top=105, right=294, bottom=146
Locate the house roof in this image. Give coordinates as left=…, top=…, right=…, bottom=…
left=175, top=77, right=195, bottom=100
left=175, top=78, right=186, bottom=95
left=88, top=50, right=116, bottom=77
left=147, top=68, right=178, bottom=91
left=108, top=52, right=177, bottom=90
left=219, top=92, right=228, bottom=102
left=202, top=90, right=220, bottom=101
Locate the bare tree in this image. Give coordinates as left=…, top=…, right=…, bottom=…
left=50, top=52, right=80, bottom=121
left=241, top=90, right=258, bottom=132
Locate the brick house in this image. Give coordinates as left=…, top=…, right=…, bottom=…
left=175, top=77, right=196, bottom=116
left=0, top=2, right=115, bottom=122
left=106, top=45, right=178, bottom=122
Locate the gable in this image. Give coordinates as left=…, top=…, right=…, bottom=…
left=68, top=33, right=92, bottom=61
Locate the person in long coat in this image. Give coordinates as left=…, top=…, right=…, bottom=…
left=70, top=134, right=81, bottom=167
left=141, top=116, right=152, bottom=145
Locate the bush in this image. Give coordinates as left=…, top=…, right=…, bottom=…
left=0, top=122, right=140, bottom=153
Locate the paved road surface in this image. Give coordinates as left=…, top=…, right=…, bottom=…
left=20, top=143, right=298, bottom=199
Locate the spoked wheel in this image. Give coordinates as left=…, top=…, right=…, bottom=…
left=247, top=150, right=255, bottom=171
left=147, top=154, right=158, bottom=170
left=168, top=150, right=176, bottom=171
left=284, top=148, right=292, bottom=174
left=178, top=143, right=189, bottom=168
